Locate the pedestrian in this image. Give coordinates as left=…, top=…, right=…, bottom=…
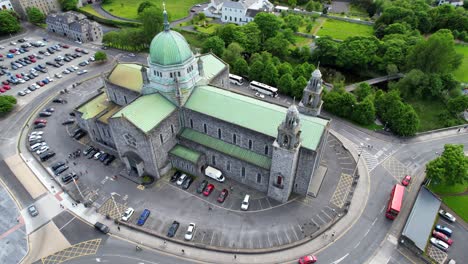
left=234, top=255, right=237, bottom=259
left=181, top=249, right=185, bottom=254
left=65, top=159, right=69, bottom=164
left=73, top=162, right=76, bottom=166
left=208, top=207, right=212, bottom=211
left=85, top=170, right=88, bottom=174
left=117, top=226, right=120, bottom=231
left=163, top=240, right=167, bottom=245
left=458, top=128, right=461, bottom=133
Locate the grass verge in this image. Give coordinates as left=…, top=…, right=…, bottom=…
left=442, top=196, right=468, bottom=222
left=80, top=5, right=106, bottom=19
left=453, top=44, right=468, bottom=83
left=316, top=18, right=374, bottom=40
left=428, top=182, right=467, bottom=195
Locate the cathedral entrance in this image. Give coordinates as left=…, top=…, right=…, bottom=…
left=123, top=151, right=145, bottom=177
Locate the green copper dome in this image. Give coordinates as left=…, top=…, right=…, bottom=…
left=149, top=30, right=193, bottom=66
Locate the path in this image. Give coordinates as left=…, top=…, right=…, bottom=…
left=90, top=3, right=139, bottom=22
left=345, top=73, right=405, bottom=92
left=312, top=18, right=327, bottom=35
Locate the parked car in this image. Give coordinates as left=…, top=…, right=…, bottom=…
left=298, top=255, right=317, bottom=264
left=28, top=205, right=39, bottom=217
left=54, top=165, right=69, bottom=176
left=38, top=111, right=52, bottom=117
left=94, top=222, right=110, bottom=234
left=167, top=221, right=180, bottom=237
left=52, top=98, right=65, bottom=103
left=430, top=237, right=449, bottom=252
left=99, top=153, right=109, bottom=162
left=137, top=209, right=150, bottom=226
left=185, top=223, right=196, bottom=241
left=93, top=151, right=104, bottom=160
left=182, top=176, right=193, bottom=190
left=103, top=155, right=115, bottom=165
left=62, top=119, right=75, bottom=125
left=40, top=151, right=55, bottom=161
left=435, top=225, right=453, bottom=237
left=217, top=189, right=229, bottom=203
left=121, top=207, right=134, bottom=222
left=432, top=231, right=453, bottom=245
left=203, top=184, right=214, bottom=196
left=34, top=123, right=46, bottom=129
left=171, top=171, right=182, bottom=182
left=74, top=131, right=87, bottom=140
left=34, top=119, right=47, bottom=124
left=439, top=209, right=456, bottom=223
left=83, top=146, right=94, bottom=156
left=196, top=180, right=208, bottom=193
left=176, top=174, right=187, bottom=186
left=61, top=172, right=78, bottom=184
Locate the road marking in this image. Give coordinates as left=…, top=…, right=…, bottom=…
left=310, top=217, right=319, bottom=227
left=316, top=213, right=327, bottom=223
left=331, top=253, right=349, bottom=264
left=59, top=216, right=76, bottom=230
left=381, top=205, right=386, bottom=213
left=322, top=209, right=333, bottom=220
left=364, top=228, right=370, bottom=237
left=274, top=232, right=281, bottom=245
left=209, top=232, right=214, bottom=245
left=284, top=229, right=291, bottom=244
left=354, top=241, right=361, bottom=248
left=291, top=225, right=299, bottom=241
left=371, top=217, right=378, bottom=226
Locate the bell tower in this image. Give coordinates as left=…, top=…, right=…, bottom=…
left=267, top=104, right=302, bottom=203
left=300, top=68, right=323, bottom=116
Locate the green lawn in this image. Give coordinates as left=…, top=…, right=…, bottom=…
left=101, top=0, right=204, bottom=20
left=80, top=4, right=106, bottom=19
left=297, top=17, right=323, bottom=34
left=195, top=23, right=221, bottom=34
left=428, top=182, right=467, bottom=195
left=442, top=196, right=468, bottom=222
left=316, top=19, right=374, bottom=40
left=291, top=35, right=313, bottom=48
left=177, top=30, right=205, bottom=48
left=453, top=44, right=468, bottom=83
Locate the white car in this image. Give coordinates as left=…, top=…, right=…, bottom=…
left=54, top=73, right=62, bottom=78
left=10, top=42, right=17, bottom=45
left=439, top=209, right=456, bottom=223
left=31, top=131, right=44, bottom=136
left=36, top=146, right=49, bottom=155
left=430, top=237, right=449, bottom=252
left=176, top=174, right=187, bottom=185
left=32, top=84, right=40, bottom=89
left=255, top=92, right=265, bottom=98
left=77, top=70, right=88, bottom=75
left=121, top=207, right=134, bottom=222
left=93, top=151, right=104, bottom=160
left=185, top=223, right=196, bottom=240
left=72, top=65, right=79, bottom=70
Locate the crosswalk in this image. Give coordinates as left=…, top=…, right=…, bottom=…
left=348, top=141, right=402, bottom=172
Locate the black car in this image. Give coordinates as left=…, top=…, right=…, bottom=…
left=34, top=123, right=46, bottom=129
left=39, top=111, right=52, bottom=117
left=94, top=222, right=110, bottom=234
left=54, top=165, right=69, bottom=176
left=88, top=149, right=98, bottom=159
left=103, top=155, right=115, bottom=165
left=74, top=131, right=87, bottom=140
left=62, top=119, right=75, bottom=125
left=40, top=151, right=55, bottom=161
left=51, top=161, right=65, bottom=171
left=29, top=139, right=45, bottom=145
left=197, top=180, right=208, bottom=194
left=52, top=98, right=65, bottom=103
left=171, top=171, right=182, bottom=182
left=99, top=153, right=109, bottom=162
left=71, top=128, right=83, bottom=138
left=83, top=146, right=94, bottom=156
left=61, top=172, right=78, bottom=184
left=167, top=221, right=180, bottom=237
left=182, top=176, right=193, bottom=190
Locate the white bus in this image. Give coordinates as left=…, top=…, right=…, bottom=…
left=229, top=74, right=244, bottom=85
left=249, top=81, right=278, bottom=97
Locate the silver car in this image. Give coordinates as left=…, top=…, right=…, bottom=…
left=430, top=237, right=449, bottom=252
left=439, top=209, right=456, bottom=223
left=28, top=205, right=39, bottom=217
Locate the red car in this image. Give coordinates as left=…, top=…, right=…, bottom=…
left=0, top=88, right=5, bottom=93
left=9, top=49, right=16, bottom=53
left=16, top=73, right=22, bottom=78
left=0, top=54, right=3, bottom=57
left=34, top=119, right=47, bottom=124
left=217, top=189, right=228, bottom=203
left=62, top=44, right=69, bottom=48
left=3, top=85, right=11, bottom=90
left=75, top=48, right=82, bottom=52
left=299, top=255, right=317, bottom=264
left=37, top=81, right=45, bottom=86
left=30, top=58, right=36, bottom=63
left=203, top=184, right=214, bottom=196
left=432, top=231, right=453, bottom=245
left=402, top=175, right=411, bottom=186
left=2, top=80, right=9, bottom=85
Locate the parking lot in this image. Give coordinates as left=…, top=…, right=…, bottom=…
left=0, top=37, right=96, bottom=99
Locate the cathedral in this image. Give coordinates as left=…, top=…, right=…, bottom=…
left=74, top=10, right=329, bottom=203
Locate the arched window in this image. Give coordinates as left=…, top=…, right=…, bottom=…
left=248, top=139, right=252, bottom=150
left=212, top=155, right=216, bottom=165
left=277, top=175, right=283, bottom=185
left=283, top=135, right=289, bottom=145
left=257, top=173, right=261, bottom=183
left=233, top=134, right=237, bottom=144
left=203, top=123, right=207, bottom=133
left=218, top=128, right=222, bottom=139
left=171, top=125, right=174, bottom=134
left=264, top=145, right=269, bottom=155
left=241, top=167, right=245, bottom=177
left=190, top=119, right=193, bottom=128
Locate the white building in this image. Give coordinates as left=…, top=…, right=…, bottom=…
left=0, top=0, right=14, bottom=10
left=206, top=0, right=274, bottom=25
left=437, top=0, right=463, bottom=6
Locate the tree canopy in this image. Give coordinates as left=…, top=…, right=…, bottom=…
left=0, top=11, right=21, bottom=35
left=139, top=7, right=164, bottom=43
left=94, top=51, right=107, bottom=61
left=202, top=36, right=225, bottom=57
left=426, top=144, right=468, bottom=186
left=26, top=7, right=45, bottom=25
left=59, top=0, right=78, bottom=11
left=0, top=95, right=17, bottom=113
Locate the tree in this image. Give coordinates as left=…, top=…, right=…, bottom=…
left=253, top=12, right=282, bottom=41
left=140, top=7, right=164, bottom=43
left=94, top=51, right=107, bottom=61
left=426, top=144, right=468, bottom=186
left=278, top=73, right=295, bottom=95
left=249, top=60, right=264, bottom=81
left=393, top=104, right=419, bottom=136
left=336, top=36, right=380, bottom=70
left=222, top=42, right=244, bottom=65
left=217, top=24, right=243, bottom=46
left=0, top=10, right=21, bottom=35
left=283, top=14, right=302, bottom=32
left=202, top=36, right=225, bottom=57
left=312, top=36, right=339, bottom=66
left=59, top=0, right=78, bottom=11
left=232, top=58, right=249, bottom=77
left=354, top=83, right=373, bottom=102
left=0, top=95, right=17, bottom=113
left=264, top=35, right=290, bottom=58
left=291, top=76, right=308, bottom=100
left=137, top=1, right=153, bottom=14
left=352, top=96, right=376, bottom=125
left=306, top=1, right=322, bottom=12
left=241, top=23, right=261, bottom=54
left=277, top=62, right=293, bottom=76
left=406, top=29, right=463, bottom=74
left=262, top=62, right=279, bottom=86
left=447, top=96, right=468, bottom=115
left=26, top=7, right=45, bottom=25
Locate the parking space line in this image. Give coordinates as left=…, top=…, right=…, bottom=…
left=315, top=214, right=326, bottom=225
left=283, top=229, right=291, bottom=244
left=58, top=216, right=76, bottom=231
left=321, top=210, right=332, bottom=221
left=274, top=232, right=281, bottom=246
left=266, top=232, right=272, bottom=247
left=310, top=217, right=319, bottom=227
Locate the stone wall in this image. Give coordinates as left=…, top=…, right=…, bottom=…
left=208, top=66, right=229, bottom=89
left=106, top=82, right=140, bottom=106
left=95, top=121, right=116, bottom=148
left=183, top=108, right=275, bottom=158
left=294, top=148, right=316, bottom=195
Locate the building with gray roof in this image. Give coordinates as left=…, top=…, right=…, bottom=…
left=206, top=0, right=274, bottom=25
left=46, top=11, right=102, bottom=43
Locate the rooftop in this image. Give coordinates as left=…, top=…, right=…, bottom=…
left=180, top=128, right=272, bottom=169
left=112, top=93, right=176, bottom=133
left=198, top=53, right=226, bottom=83
left=97, top=103, right=122, bottom=124
left=401, top=187, right=441, bottom=252
left=169, top=144, right=202, bottom=164
left=108, top=63, right=143, bottom=93
left=185, top=86, right=328, bottom=151
left=77, top=92, right=109, bottom=120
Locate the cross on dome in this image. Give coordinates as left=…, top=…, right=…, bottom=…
left=163, top=2, right=170, bottom=31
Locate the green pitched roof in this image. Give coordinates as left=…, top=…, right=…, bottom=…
left=98, top=104, right=121, bottom=124
left=170, top=144, right=201, bottom=164
left=180, top=128, right=272, bottom=169
left=199, top=54, right=226, bottom=81
left=77, top=92, right=109, bottom=120
left=185, top=86, right=328, bottom=151
left=112, top=94, right=176, bottom=133
left=149, top=30, right=193, bottom=66
left=108, top=64, right=143, bottom=92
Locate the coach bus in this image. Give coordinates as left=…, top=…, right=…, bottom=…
left=249, top=81, right=278, bottom=97
left=229, top=74, right=244, bottom=85
left=385, top=184, right=405, bottom=220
